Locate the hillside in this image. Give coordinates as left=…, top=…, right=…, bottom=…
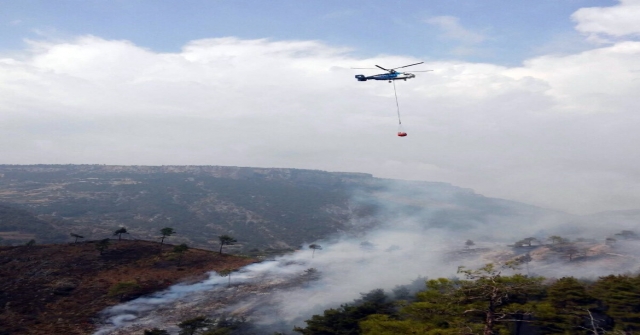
left=0, top=165, right=365, bottom=252
left=92, top=235, right=640, bottom=334
left=2, top=165, right=637, bottom=334
left=0, top=164, right=557, bottom=253
left=0, top=204, right=67, bottom=244
left=0, top=240, right=255, bottom=335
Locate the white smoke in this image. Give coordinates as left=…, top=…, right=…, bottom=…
left=92, top=182, right=640, bottom=334
left=93, top=226, right=462, bottom=334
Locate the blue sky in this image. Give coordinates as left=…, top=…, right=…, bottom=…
left=1, top=0, right=614, bottom=64
left=2, top=0, right=640, bottom=214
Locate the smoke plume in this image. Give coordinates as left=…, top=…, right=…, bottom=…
left=93, top=180, right=640, bottom=334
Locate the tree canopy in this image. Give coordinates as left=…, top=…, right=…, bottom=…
left=218, top=235, right=237, bottom=254
left=70, top=233, right=84, bottom=244
left=173, top=243, right=189, bottom=266
left=113, top=227, right=128, bottom=240
left=96, top=238, right=110, bottom=254
left=309, top=243, right=322, bottom=258
left=294, top=263, right=640, bottom=335
left=160, top=227, right=176, bottom=245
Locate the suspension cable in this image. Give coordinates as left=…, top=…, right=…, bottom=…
left=393, top=80, right=401, bottom=125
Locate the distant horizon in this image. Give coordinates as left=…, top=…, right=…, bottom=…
left=3, top=163, right=638, bottom=216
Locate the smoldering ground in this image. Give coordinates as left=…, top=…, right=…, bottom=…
left=93, top=179, right=640, bottom=334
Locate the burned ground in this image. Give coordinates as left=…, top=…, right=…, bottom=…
left=0, top=240, right=255, bottom=335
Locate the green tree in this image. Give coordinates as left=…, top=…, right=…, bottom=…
left=160, top=227, right=175, bottom=245
left=218, top=235, right=237, bottom=254
left=113, top=227, right=128, bottom=240
left=401, top=277, right=469, bottom=332
left=455, top=263, right=544, bottom=335
left=25, top=239, right=36, bottom=247
left=294, top=303, right=388, bottom=335
left=298, top=272, right=640, bottom=335
left=309, top=243, right=322, bottom=258
left=173, top=243, right=189, bottom=266
left=70, top=233, right=84, bottom=244
left=360, top=314, right=429, bottom=335
left=178, top=316, right=210, bottom=335
left=96, top=238, right=110, bottom=255
left=589, top=274, right=640, bottom=333
left=535, top=277, right=600, bottom=334
left=294, top=288, right=395, bottom=334
left=391, top=266, right=543, bottom=335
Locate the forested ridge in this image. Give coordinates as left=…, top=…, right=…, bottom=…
left=0, top=164, right=546, bottom=254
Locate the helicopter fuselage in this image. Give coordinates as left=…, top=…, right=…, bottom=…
left=355, top=72, right=416, bottom=82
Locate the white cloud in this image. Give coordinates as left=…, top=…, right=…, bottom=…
left=1, top=34, right=640, bottom=214
left=572, top=0, right=640, bottom=42
left=425, top=15, right=486, bottom=44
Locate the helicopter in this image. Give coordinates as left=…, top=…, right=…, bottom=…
left=353, top=62, right=432, bottom=82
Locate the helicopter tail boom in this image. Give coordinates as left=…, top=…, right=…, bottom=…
left=355, top=74, right=367, bottom=81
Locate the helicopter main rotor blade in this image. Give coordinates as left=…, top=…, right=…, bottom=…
left=391, top=62, right=424, bottom=70
left=407, top=70, right=433, bottom=72
left=376, top=65, right=392, bottom=72
left=350, top=67, right=377, bottom=69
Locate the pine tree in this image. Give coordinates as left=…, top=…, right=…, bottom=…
left=535, top=277, right=600, bottom=334
left=113, top=227, right=128, bottom=240
left=455, top=263, right=544, bottom=335
left=309, top=244, right=322, bottom=258
left=159, top=227, right=175, bottom=245
left=173, top=243, right=189, bottom=266
left=96, top=238, right=110, bottom=255
left=589, top=275, right=640, bottom=332
left=218, top=235, right=237, bottom=254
